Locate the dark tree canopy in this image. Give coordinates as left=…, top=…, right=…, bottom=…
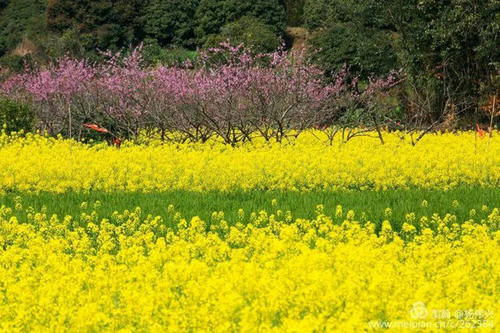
left=309, top=23, right=397, bottom=78
left=283, top=0, right=306, bottom=26
left=143, top=0, right=200, bottom=48
left=382, top=0, right=499, bottom=118
left=204, top=16, right=282, bottom=53
left=0, top=0, right=47, bottom=57
left=194, top=0, right=286, bottom=45
left=305, top=0, right=396, bottom=78
left=47, top=0, right=147, bottom=51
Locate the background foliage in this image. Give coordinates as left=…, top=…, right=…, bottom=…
left=0, top=98, right=34, bottom=133
left=0, top=0, right=498, bottom=130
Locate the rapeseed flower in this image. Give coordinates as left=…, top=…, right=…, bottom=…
left=0, top=131, right=498, bottom=193
left=0, top=203, right=498, bottom=331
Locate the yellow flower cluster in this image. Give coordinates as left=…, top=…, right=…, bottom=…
left=0, top=131, right=498, bottom=193
left=0, top=203, right=498, bottom=331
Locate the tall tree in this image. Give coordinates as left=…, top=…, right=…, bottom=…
left=0, top=0, right=47, bottom=57
left=194, top=0, right=286, bottom=45
left=305, top=0, right=396, bottom=77
left=382, top=0, right=499, bottom=120
left=46, top=0, right=75, bottom=32
left=143, top=0, right=200, bottom=48
left=46, top=0, right=147, bottom=52
left=283, top=0, right=306, bottom=26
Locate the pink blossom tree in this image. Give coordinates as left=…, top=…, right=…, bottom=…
left=1, top=43, right=400, bottom=144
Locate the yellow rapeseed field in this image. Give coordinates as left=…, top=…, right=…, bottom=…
left=0, top=203, right=498, bottom=331
left=0, top=131, right=498, bottom=193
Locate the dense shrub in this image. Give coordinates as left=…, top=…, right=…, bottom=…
left=44, top=0, right=286, bottom=56
left=143, top=0, right=200, bottom=49
left=381, top=0, right=499, bottom=125
left=46, top=0, right=74, bottom=32
left=194, top=0, right=286, bottom=45
left=142, top=40, right=198, bottom=66
left=204, top=17, right=281, bottom=53
left=308, top=23, right=396, bottom=78
left=304, top=0, right=499, bottom=128
left=47, top=0, right=146, bottom=52
left=304, top=0, right=395, bottom=78
left=0, top=98, right=35, bottom=133
left=304, top=0, right=388, bottom=31
left=0, top=0, right=47, bottom=57
left=37, top=27, right=87, bottom=60
left=0, top=55, right=30, bottom=73
left=283, top=0, right=306, bottom=26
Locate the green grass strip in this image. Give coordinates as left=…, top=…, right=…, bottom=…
left=1, top=187, right=498, bottom=231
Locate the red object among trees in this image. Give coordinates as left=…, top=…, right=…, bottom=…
left=476, top=124, right=485, bottom=138
left=112, top=138, right=122, bottom=147
left=83, top=123, right=109, bottom=133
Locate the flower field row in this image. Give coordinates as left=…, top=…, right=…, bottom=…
left=0, top=131, right=498, bottom=193
left=0, top=202, right=498, bottom=331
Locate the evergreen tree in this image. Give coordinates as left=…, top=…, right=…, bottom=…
left=143, top=0, right=200, bottom=48
left=194, top=0, right=286, bottom=45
